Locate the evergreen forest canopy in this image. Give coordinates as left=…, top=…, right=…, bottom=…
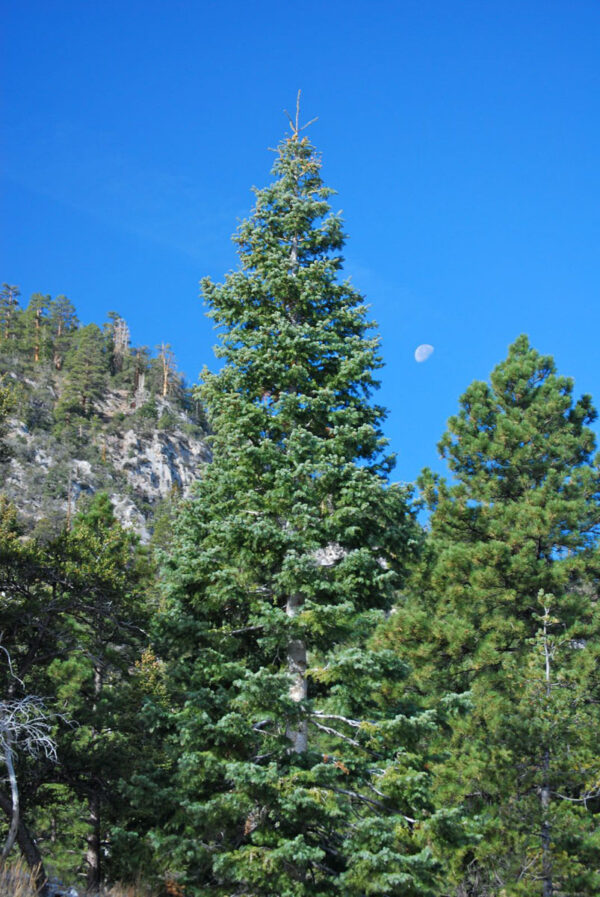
left=0, top=287, right=190, bottom=415
left=1, top=127, right=599, bottom=897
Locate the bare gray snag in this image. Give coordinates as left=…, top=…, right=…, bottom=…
left=0, top=696, right=58, bottom=863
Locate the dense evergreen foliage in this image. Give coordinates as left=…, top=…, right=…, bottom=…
left=385, top=336, right=600, bottom=895
left=0, top=486, right=154, bottom=889
left=146, top=130, right=454, bottom=896
left=0, top=132, right=598, bottom=896
left=0, top=286, right=194, bottom=427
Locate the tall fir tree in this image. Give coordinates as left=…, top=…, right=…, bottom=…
left=386, top=336, right=600, bottom=895
left=48, top=295, right=78, bottom=370
left=148, top=124, right=453, bottom=896
left=22, top=293, right=52, bottom=364
left=55, top=323, right=108, bottom=422
left=48, top=494, right=151, bottom=889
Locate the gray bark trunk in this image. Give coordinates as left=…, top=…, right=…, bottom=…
left=86, top=665, right=102, bottom=890
left=541, top=756, right=552, bottom=897
left=0, top=730, right=19, bottom=861
left=85, top=791, right=101, bottom=891
left=286, top=593, right=307, bottom=752
left=541, top=609, right=553, bottom=897
left=284, top=155, right=305, bottom=751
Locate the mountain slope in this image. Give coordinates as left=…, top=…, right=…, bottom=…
left=0, top=287, right=209, bottom=539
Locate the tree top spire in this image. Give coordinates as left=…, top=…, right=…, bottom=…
left=284, top=89, right=318, bottom=140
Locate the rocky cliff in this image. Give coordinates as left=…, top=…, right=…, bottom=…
left=0, top=291, right=211, bottom=541
left=1, top=378, right=210, bottom=541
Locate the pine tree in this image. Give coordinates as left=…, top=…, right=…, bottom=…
left=22, top=293, right=51, bottom=363
left=387, top=336, right=600, bottom=895
left=0, top=493, right=152, bottom=887
left=55, top=323, right=108, bottom=422
left=149, top=124, right=450, bottom=896
left=51, top=495, right=150, bottom=889
left=48, top=295, right=78, bottom=370
left=0, top=284, right=21, bottom=343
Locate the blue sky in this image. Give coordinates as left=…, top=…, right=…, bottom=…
left=2, top=1, right=599, bottom=483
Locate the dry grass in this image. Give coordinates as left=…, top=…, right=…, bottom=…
left=0, top=856, right=39, bottom=896
left=0, top=857, right=162, bottom=896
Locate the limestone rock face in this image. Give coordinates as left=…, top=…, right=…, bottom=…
left=1, top=386, right=210, bottom=541
left=107, top=426, right=210, bottom=502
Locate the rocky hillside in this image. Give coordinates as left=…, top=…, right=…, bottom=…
left=0, top=286, right=210, bottom=540
left=2, top=381, right=210, bottom=541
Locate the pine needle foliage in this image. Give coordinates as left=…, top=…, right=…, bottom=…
left=388, top=336, right=600, bottom=895
left=148, top=130, right=449, bottom=896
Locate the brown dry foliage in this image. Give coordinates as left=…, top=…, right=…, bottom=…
left=0, top=857, right=39, bottom=897
left=0, top=857, right=162, bottom=897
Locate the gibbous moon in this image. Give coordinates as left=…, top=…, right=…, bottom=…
left=415, top=344, right=434, bottom=363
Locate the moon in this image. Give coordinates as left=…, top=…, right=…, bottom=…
left=414, top=344, right=434, bottom=363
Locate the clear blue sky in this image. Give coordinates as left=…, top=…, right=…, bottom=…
left=2, top=1, right=599, bottom=483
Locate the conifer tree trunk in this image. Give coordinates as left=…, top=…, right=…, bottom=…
left=0, top=730, right=19, bottom=861
left=0, top=790, right=47, bottom=891
left=159, top=343, right=174, bottom=397
left=33, top=310, right=40, bottom=362
left=86, top=791, right=101, bottom=891
left=85, top=665, right=102, bottom=891
left=53, top=319, right=63, bottom=370
left=284, top=148, right=307, bottom=753
left=285, top=593, right=307, bottom=752
left=162, top=347, right=169, bottom=397
left=541, top=611, right=553, bottom=897
left=541, top=753, right=552, bottom=897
